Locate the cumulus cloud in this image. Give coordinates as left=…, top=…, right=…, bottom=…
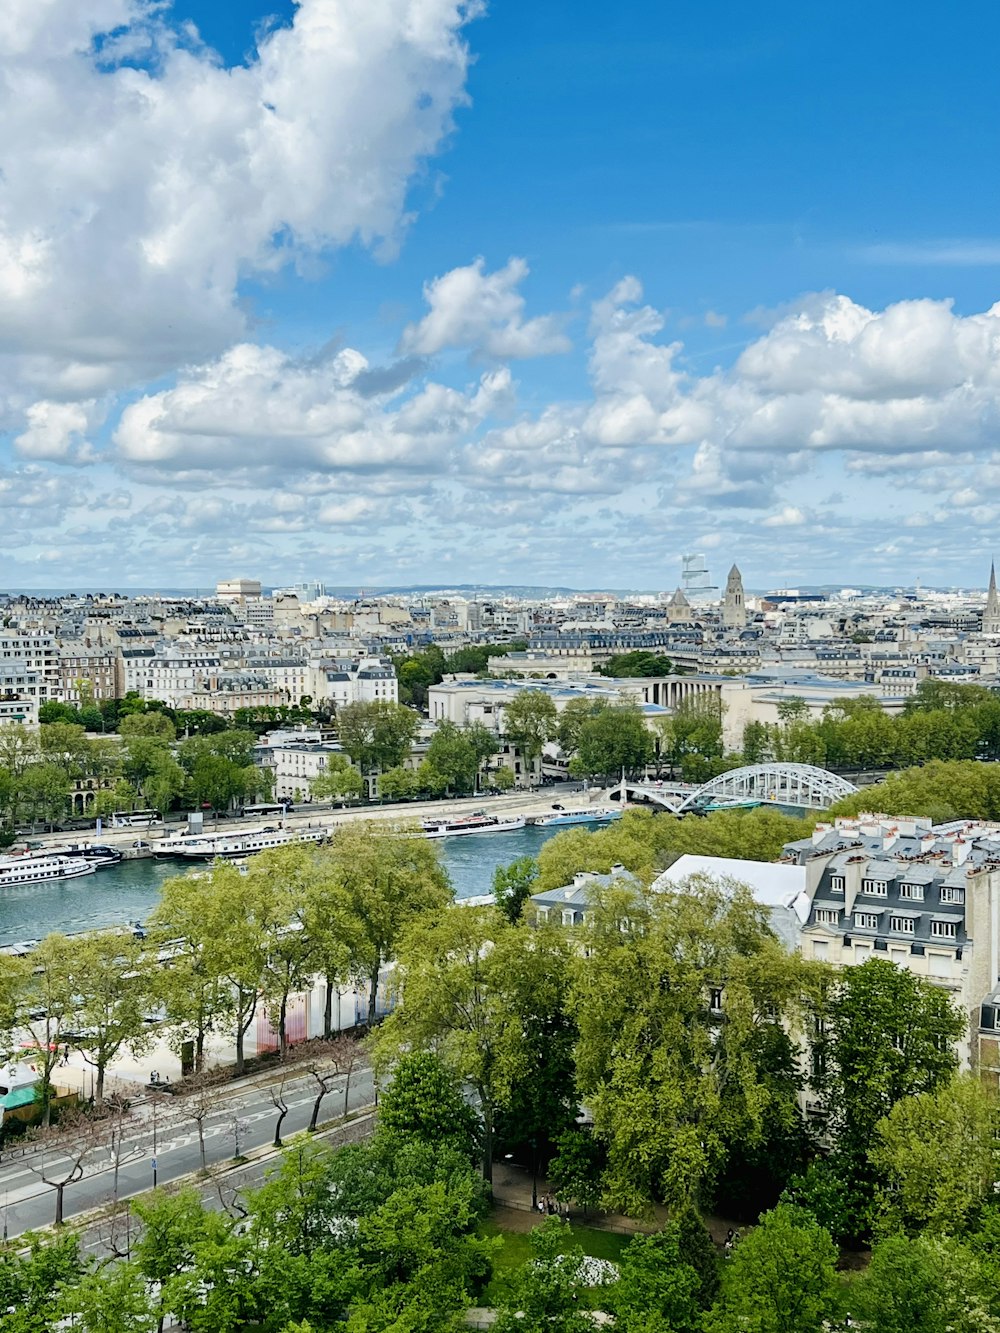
left=113, top=341, right=512, bottom=480
left=14, top=400, right=102, bottom=464
left=400, top=257, right=571, bottom=358
left=0, top=0, right=480, bottom=396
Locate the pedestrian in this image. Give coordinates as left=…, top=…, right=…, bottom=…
left=62, top=1044, right=69, bottom=1066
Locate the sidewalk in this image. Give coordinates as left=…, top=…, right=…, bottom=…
left=489, top=1160, right=741, bottom=1243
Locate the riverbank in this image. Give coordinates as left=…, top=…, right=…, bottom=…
left=29, top=785, right=613, bottom=856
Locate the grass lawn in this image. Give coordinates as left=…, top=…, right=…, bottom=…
left=480, top=1215, right=632, bottom=1305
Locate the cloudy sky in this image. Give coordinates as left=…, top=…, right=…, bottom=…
left=3, top=0, right=1000, bottom=591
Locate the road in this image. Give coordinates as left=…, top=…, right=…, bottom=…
left=0, top=1061, right=376, bottom=1238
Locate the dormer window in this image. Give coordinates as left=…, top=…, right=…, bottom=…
left=829, top=875, right=845, bottom=893
left=854, top=912, right=880, bottom=930
left=940, top=887, right=965, bottom=906
left=862, top=879, right=887, bottom=897
left=899, top=883, right=924, bottom=902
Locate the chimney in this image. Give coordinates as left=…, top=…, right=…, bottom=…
left=953, top=838, right=970, bottom=867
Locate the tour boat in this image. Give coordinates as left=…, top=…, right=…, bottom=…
left=533, top=808, right=623, bottom=828
left=57, top=843, right=124, bottom=869
left=421, top=813, right=527, bottom=839
left=0, top=855, right=97, bottom=888
left=157, top=825, right=328, bottom=861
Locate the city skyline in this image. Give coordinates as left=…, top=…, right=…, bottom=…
left=2, top=1, right=1000, bottom=589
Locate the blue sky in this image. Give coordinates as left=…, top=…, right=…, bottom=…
left=2, top=0, right=1000, bottom=590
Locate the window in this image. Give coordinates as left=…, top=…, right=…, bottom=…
left=862, top=879, right=887, bottom=897
left=813, top=939, right=829, bottom=960
left=930, top=920, right=957, bottom=939
left=899, top=883, right=924, bottom=901
left=889, top=916, right=915, bottom=934
left=815, top=908, right=839, bottom=926
left=829, top=875, right=845, bottom=893
left=854, top=912, right=880, bottom=930
left=561, top=909, right=575, bottom=927
left=928, top=952, right=952, bottom=978
left=940, top=887, right=965, bottom=905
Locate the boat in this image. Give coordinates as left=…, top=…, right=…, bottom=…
left=0, top=855, right=97, bottom=888
left=422, top=813, right=527, bottom=839
left=533, top=808, right=623, bottom=828
left=57, top=843, right=123, bottom=870
left=157, top=825, right=328, bottom=861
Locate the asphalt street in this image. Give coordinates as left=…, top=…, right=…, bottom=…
left=0, top=1062, right=376, bottom=1238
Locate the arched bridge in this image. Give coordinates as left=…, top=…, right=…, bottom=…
left=613, top=763, right=859, bottom=814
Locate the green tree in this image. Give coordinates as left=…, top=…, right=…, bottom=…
left=654, top=698, right=723, bottom=774
left=493, top=855, right=539, bottom=924
left=600, top=651, right=674, bottom=678
left=705, top=1204, right=839, bottom=1333
left=17, top=934, right=77, bottom=1122
left=119, top=711, right=176, bottom=741
left=870, top=1074, right=1000, bottom=1237
left=489, top=765, right=515, bottom=792
left=571, top=702, right=654, bottom=780
left=0, top=1233, right=84, bottom=1333
left=21, top=762, right=72, bottom=828
left=821, top=958, right=964, bottom=1186
left=492, top=1218, right=592, bottom=1333
left=557, top=697, right=609, bottom=755
left=67, top=930, right=155, bottom=1101
left=209, top=861, right=276, bottom=1074
left=310, top=755, right=364, bottom=803
left=378, top=1051, right=480, bottom=1159
left=248, top=845, right=317, bottom=1059
left=830, top=760, right=1000, bottom=823
left=60, top=1261, right=157, bottom=1332
left=612, top=1224, right=703, bottom=1333
left=501, top=690, right=558, bottom=779
left=336, top=700, right=420, bottom=774
left=570, top=874, right=819, bottom=1214
left=375, top=910, right=571, bottom=1183
left=426, top=721, right=480, bottom=794
left=322, top=821, right=452, bottom=1026
left=547, top=1128, right=604, bottom=1214
left=132, top=1188, right=212, bottom=1330
left=857, top=1233, right=997, bottom=1333
left=373, top=765, right=417, bottom=802
left=39, top=722, right=94, bottom=776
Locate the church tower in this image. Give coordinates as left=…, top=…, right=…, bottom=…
left=983, top=562, right=1000, bottom=636
left=723, top=564, right=747, bottom=629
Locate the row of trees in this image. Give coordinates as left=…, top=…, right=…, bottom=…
left=0, top=826, right=451, bottom=1116
left=742, top=678, right=1000, bottom=773
left=0, top=715, right=273, bottom=836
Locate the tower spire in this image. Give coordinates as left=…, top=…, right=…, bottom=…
left=984, top=560, right=1000, bottom=636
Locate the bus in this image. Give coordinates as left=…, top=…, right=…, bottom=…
left=239, top=802, right=293, bottom=819
left=108, top=810, right=162, bottom=829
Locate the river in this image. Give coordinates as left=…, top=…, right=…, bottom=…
left=0, top=824, right=566, bottom=946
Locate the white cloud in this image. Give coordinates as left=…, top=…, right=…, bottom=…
left=14, top=400, right=102, bottom=463
left=762, top=505, right=807, bottom=527
left=0, top=0, right=480, bottom=397
left=400, top=257, right=571, bottom=358
left=113, top=340, right=511, bottom=479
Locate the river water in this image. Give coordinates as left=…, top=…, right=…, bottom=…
left=0, top=824, right=565, bottom=947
